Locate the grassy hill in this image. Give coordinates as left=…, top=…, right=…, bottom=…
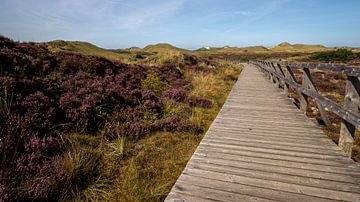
left=196, top=42, right=331, bottom=54
left=196, top=45, right=271, bottom=53
left=46, top=40, right=133, bottom=61
left=270, top=42, right=328, bottom=52
left=224, top=46, right=271, bottom=53
left=142, top=43, right=188, bottom=53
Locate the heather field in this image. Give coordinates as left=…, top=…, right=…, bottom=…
left=0, top=36, right=242, bottom=201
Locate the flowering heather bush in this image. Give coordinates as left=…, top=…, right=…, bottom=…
left=154, top=115, right=200, bottom=133
left=21, top=91, right=57, bottom=132
left=162, top=87, right=188, bottom=102
left=152, top=64, right=190, bottom=88
left=0, top=183, right=11, bottom=202
left=142, top=90, right=163, bottom=113
left=189, top=97, right=213, bottom=108
left=16, top=136, right=59, bottom=177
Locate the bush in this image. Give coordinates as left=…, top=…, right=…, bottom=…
left=108, top=121, right=150, bottom=140
left=189, top=97, right=213, bottom=108
left=141, top=72, right=170, bottom=94
left=310, top=49, right=360, bottom=62
left=162, top=87, right=188, bottom=102
left=154, top=115, right=199, bottom=133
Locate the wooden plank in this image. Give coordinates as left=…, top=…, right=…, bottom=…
left=177, top=175, right=336, bottom=202
left=205, top=136, right=341, bottom=151
left=186, top=161, right=360, bottom=193
left=209, top=126, right=331, bottom=137
left=169, top=182, right=272, bottom=202
left=166, top=193, right=218, bottom=202
left=207, top=131, right=336, bottom=145
left=201, top=138, right=343, bottom=155
left=182, top=168, right=360, bottom=201
left=197, top=143, right=353, bottom=163
left=191, top=153, right=360, bottom=180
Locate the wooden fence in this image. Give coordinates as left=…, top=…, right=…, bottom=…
left=251, top=60, right=360, bottom=157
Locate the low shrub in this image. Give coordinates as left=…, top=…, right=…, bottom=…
left=310, top=49, right=360, bottom=62
left=141, top=72, right=170, bottom=94
left=189, top=97, right=213, bottom=108
left=162, top=87, right=188, bottom=102
left=154, top=115, right=200, bottom=133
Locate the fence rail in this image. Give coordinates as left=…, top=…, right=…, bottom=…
left=251, top=60, right=360, bottom=157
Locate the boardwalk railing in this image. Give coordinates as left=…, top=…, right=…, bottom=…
left=251, top=60, right=360, bottom=157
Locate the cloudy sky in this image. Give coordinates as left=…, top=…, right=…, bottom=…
left=0, top=0, right=359, bottom=49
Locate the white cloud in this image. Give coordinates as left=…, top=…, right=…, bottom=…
left=234, top=11, right=252, bottom=16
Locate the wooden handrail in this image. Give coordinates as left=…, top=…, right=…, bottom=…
left=258, top=60, right=360, bottom=77
left=251, top=60, right=360, bottom=158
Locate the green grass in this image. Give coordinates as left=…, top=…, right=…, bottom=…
left=142, top=43, right=188, bottom=53
left=270, top=42, right=328, bottom=52
left=46, top=40, right=134, bottom=62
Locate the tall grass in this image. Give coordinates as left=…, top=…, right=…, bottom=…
left=0, top=87, right=13, bottom=115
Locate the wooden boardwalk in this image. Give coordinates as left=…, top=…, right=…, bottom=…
left=166, top=63, right=360, bottom=202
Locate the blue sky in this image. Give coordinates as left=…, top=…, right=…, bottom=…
left=0, top=0, right=360, bottom=49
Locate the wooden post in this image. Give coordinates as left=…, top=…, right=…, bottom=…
left=270, top=63, right=281, bottom=87
left=276, top=64, right=286, bottom=78
left=276, top=63, right=286, bottom=89
left=284, top=66, right=296, bottom=97
left=302, top=68, right=331, bottom=126
left=299, top=68, right=309, bottom=114
left=339, top=76, right=360, bottom=157
left=267, top=62, right=275, bottom=83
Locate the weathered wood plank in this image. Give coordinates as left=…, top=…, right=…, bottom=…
left=191, top=153, right=360, bottom=179
left=182, top=168, right=360, bottom=201
left=177, top=175, right=336, bottom=202
left=186, top=161, right=360, bottom=193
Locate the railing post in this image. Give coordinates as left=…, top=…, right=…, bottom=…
left=271, top=63, right=281, bottom=88
left=302, top=68, right=331, bottom=126
left=276, top=63, right=286, bottom=89
left=267, top=62, right=275, bottom=83
left=284, top=66, right=296, bottom=97
left=339, top=76, right=360, bottom=157
left=299, top=68, right=309, bottom=114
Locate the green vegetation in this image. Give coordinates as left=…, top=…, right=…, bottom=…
left=47, top=40, right=134, bottom=62
left=270, top=42, right=327, bottom=52
left=310, top=48, right=360, bottom=62
left=141, top=72, right=170, bottom=95
left=142, top=43, right=188, bottom=53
